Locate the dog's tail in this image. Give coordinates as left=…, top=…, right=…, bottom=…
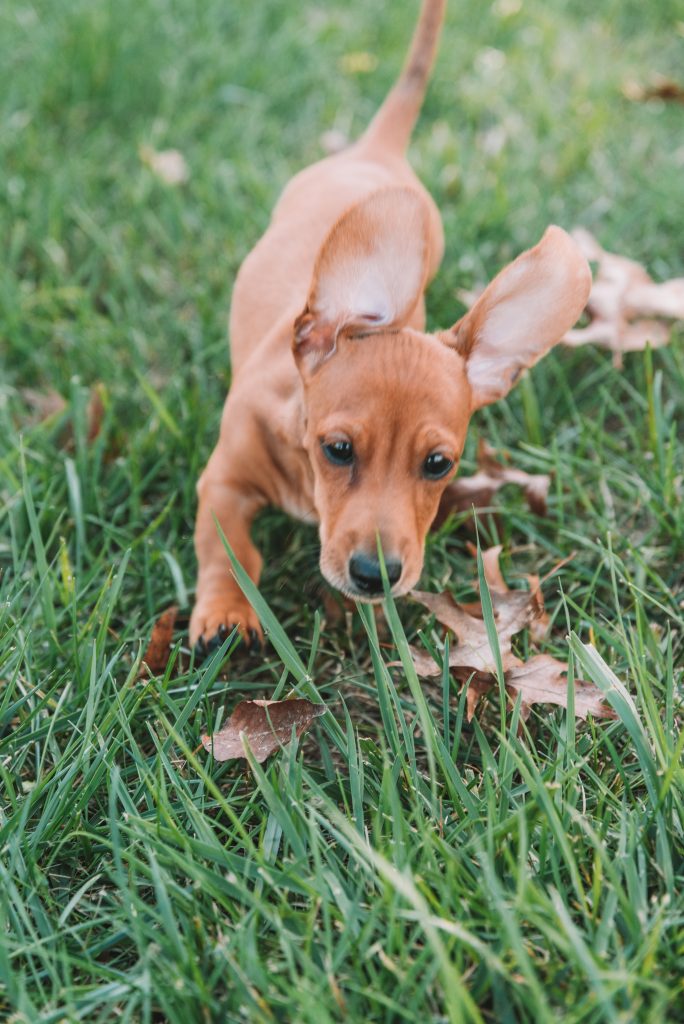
left=361, top=0, right=446, bottom=154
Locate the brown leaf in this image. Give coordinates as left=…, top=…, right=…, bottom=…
left=564, top=319, right=671, bottom=353
left=506, top=654, right=616, bottom=721
left=562, top=230, right=684, bottom=364
left=409, top=644, right=452, bottom=678
left=18, top=384, right=106, bottom=444
left=623, top=75, right=684, bottom=104
left=471, top=540, right=548, bottom=634
left=202, top=698, right=326, bottom=762
left=86, top=382, right=106, bottom=443
left=409, top=547, right=612, bottom=722
left=458, top=230, right=683, bottom=365
left=483, top=543, right=510, bottom=591
left=402, top=639, right=491, bottom=721
left=467, top=543, right=550, bottom=643
left=142, top=605, right=178, bottom=675
left=626, top=279, right=684, bottom=320
left=19, top=388, right=67, bottom=423
left=526, top=575, right=550, bottom=644
left=471, top=542, right=508, bottom=592
left=464, top=676, right=494, bottom=721
left=435, top=440, right=550, bottom=525
left=411, top=575, right=537, bottom=677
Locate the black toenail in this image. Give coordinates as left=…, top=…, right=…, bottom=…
left=205, top=626, right=231, bottom=655
left=194, top=624, right=239, bottom=664
left=248, top=628, right=261, bottom=653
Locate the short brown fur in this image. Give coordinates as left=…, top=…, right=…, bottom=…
left=190, top=0, right=591, bottom=648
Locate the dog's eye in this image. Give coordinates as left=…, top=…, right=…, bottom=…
left=322, top=439, right=354, bottom=466
left=422, top=452, right=454, bottom=480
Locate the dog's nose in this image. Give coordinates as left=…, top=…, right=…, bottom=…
left=348, top=552, right=402, bottom=595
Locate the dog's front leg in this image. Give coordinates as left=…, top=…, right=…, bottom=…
left=190, top=461, right=265, bottom=653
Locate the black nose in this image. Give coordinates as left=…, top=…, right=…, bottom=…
left=348, top=552, right=402, bottom=595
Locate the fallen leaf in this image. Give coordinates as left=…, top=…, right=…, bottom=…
left=466, top=541, right=550, bottom=643
left=625, top=279, right=684, bottom=320
left=562, top=229, right=684, bottom=366
left=142, top=605, right=178, bottom=675
left=506, top=654, right=616, bottom=720
left=18, top=384, right=106, bottom=445
left=202, top=698, right=326, bottom=762
left=623, top=75, right=684, bottom=104
left=459, top=230, right=684, bottom=367
left=86, top=382, right=106, bottom=443
left=435, top=439, right=550, bottom=525
left=139, top=145, right=190, bottom=185
left=410, top=653, right=494, bottom=721
left=527, top=576, right=550, bottom=644
left=18, top=388, right=67, bottom=423
left=411, top=578, right=539, bottom=676
left=563, top=318, right=671, bottom=353
left=463, top=675, right=495, bottom=721
left=410, top=547, right=614, bottom=722
left=478, top=542, right=508, bottom=592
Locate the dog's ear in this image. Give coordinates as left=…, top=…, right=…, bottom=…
left=444, top=226, right=591, bottom=410
left=293, top=187, right=429, bottom=371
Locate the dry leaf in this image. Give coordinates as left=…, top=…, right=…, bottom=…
left=564, top=318, right=671, bottom=353
left=86, top=382, right=106, bottom=443
left=139, top=145, right=190, bottom=185
left=142, top=605, right=178, bottom=675
left=625, top=279, right=684, bottom=320
left=18, top=388, right=67, bottom=423
left=435, top=439, right=550, bottom=526
left=18, top=384, right=106, bottom=445
left=411, top=577, right=539, bottom=676
left=410, top=547, right=614, bottom=722
left=405, top=648, right=493, bottom=721
left=463, top=675, right=495, bottom=721
left=202, top=698, right=326, bottom=762
left=623, top=75, right=684, bottom=104
left=479, top=542, right=508, bottom=592
left=507, top=655, right=616, bottom=721
left=562, top=229, right=684, bottom=366
left=458, top=230, right=684, bottom=367
left=467, top=541, right=550, bottom=643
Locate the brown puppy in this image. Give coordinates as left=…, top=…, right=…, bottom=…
left=190, top=0, right=591, bottom=652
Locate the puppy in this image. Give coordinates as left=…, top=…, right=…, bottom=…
left=190, top=0, right=591, bottom=653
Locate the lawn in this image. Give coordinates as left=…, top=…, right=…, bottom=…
left=1, top=0, right=683, bottom=1021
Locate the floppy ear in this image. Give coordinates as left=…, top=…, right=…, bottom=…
left=446, top=226, right=592, bottom=410
left=293, top=187, right=430, bottom=371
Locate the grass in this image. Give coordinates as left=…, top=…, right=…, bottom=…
left=1, top=0, right=683, bottom=1020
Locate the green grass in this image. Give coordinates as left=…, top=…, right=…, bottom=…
left=1, top=0, right=683, bottom=1020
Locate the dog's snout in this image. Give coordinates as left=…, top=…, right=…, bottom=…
left=348, top=552, right=402, bottom=595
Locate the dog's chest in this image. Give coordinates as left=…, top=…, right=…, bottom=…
left=257, top=399, right=318, bottom=526
left=269, top=442, right=318, bottom=525
left=280, top=491, right=319, bottom=526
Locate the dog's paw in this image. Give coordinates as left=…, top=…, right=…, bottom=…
left=190, top=601, right=263, bottom=661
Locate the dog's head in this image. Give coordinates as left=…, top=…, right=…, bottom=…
left=293, top=187, right=591, bottom=600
